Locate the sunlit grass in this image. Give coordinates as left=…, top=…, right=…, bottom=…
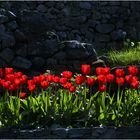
left=108, top=42, right=140, bottom=65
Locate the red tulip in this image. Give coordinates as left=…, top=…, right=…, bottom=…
left=131, top=81, right=139, bottom=89
left=5, top=68, right=13, bottom=75
left=69, top=86, right=76, bottom=93
left=75, top=75, right=86, bottom=85
left=5, top=74, right=14, bottom=82
left=14, top=78, right=21, bottom=86
left=60, top=78, right=67, bottom=84
left=63, top=82, right=72, bottom=89
left=116, top=77, right=125, bottom=86
left=28, top=80, right=35, bottom=85
left=21, top=75, right=28, bottom=83
left=87, top=77, right=95, bottom=86
left=20, top=92, right=27, bottom=99
left=125, top=75, right=132, bottom=84
left=131, top=76, right=138, bottom=82
left=115, top=69, right=125, bottom=77
left=61, top=71, right=73, bottom=79
left=97, top=75, right=106, bottom=84
left=40, top=81, right=50, bottom=89
left=39, top=75, right=46, bottom=82
left=53, top=76, right=60, bottom=83
left=106, top=74, right=115, bottom=83
left=128, top=66, right=138, bottom=76
left=103, top=67, right=111, bottom=75
left=0, top=68, right=3, bottom=77
left=2, top=81, right=11, bottom=89
left=46, top=74, right=54, bottom=82
left=96, top=67, right=104, bottom=75
left=28, top=84, right=36, bottom=91
left=81, top=64, right=91, bottom=75
left=9, top=84, right=16, bottom=91
left=98, top=84, right=106, bottom=92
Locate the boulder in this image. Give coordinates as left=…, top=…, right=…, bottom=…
left=0, top=48, right=15, bottom=63
left=0, top=32, right=15, bottom=48
left=60, top=40, right=97, bottom=61
left=79, top=2, right=92, bottom=10
left=96, top=24, right=115, bottom=34
left=32, top=57, right=45, bottom=69
left=0, top=14, right=8, bottom=24
left=12, top=56, right=32, bottom=69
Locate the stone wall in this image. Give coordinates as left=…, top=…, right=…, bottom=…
left=1, top=127, right=140, bottom=139
left=0, top=1, right=140, bottom=75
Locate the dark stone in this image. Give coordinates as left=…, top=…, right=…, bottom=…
left=92, top=59, right=106, bottom=69
left=51, top=128, right=67, bottom=138
left=46, top=58, right=57, bottom=66
left=95, top=34, right=110, bottom=42
left=0, top=59, right=7, bottom=67
left=12, top=56, right=32, bottom=69
left=68, top=128, right=91, bottom=138
left=53, top=51, right=66, bottom=60
left=61, top=8, right=70, bottom=17
left=14, top=29, right=26, bottom=42
left=16, top=45, right=27, bottom=57
left=0, top=48, right=15, bottom=63
left=79, top=2, right=92, bottom=10
left=54, top=2, right=65, bottom=10
left=98, top=55, right=113, bottom=66
left=42, top=32, right=60, bottom=57
left=96, top=24, right=115, bottom=34
left=20, top=10, right=50, bottom=34
left=36, top=4, right=47, bottom=13
left=0, top=24, right=5, bottom=33
left=0, top=9, right=16, bottom=21
left=60, top=40, right=97, bottom=61
left=0, top=33, right=15, bottom=48
left=57, top=32, right=67, bottom=39
left=32, top=57, right=45, bottom=69
left=27, top=42, right=43, bottom=56
left=5, top=20, right=18, bottom=31
left=88, top=20, right=100, bottom=28
left=111, top=29, right=127, bottom=41
left=0, top=14, right=8, bottom=24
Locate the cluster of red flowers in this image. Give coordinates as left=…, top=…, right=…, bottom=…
left=0, top=65, right=139, bottom=99
left=0, top=68, right=28, bottom=98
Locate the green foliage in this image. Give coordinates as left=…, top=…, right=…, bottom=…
left=108, top=41, right=140, bottom=66
left=0, top=86, right=140, bottom=129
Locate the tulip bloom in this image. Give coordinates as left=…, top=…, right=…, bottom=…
left=63, top=82, right=72, bottom=89
left=87, top=77, right=95, bottom=86
left=97, top=75, right=106, bottom=84
left=5, top=68, right=13, bottom=75
left=20, top=92, right=27, bottom=99
left=96, top=67, right=104, bottom=75
left=69, top=86, right=76, bottom=93
left=81, top=64, right=91, bottom=75
left=53, top=76, right=60, bottom=83
left=28, top=84, right=36, bottom=91
left=128, top=66, right=138, bottom=76
left=106, top=74, right=115, bottom=83
left=61, top=71, right=73, bottom=79
left=125, top=75, right=133, bottom=84
left=116, top=77, right=125, bottom=86
left=98, top=84, right=106, bottom=92
left=115, top=69, right=125, bottom=77
left=59, top=78, right=67, bottom=84
left=40, top=81, right=50, bottom=89
left=131, top=81, right=139, bottom=89
left=75, top=75, right=86, bottom=85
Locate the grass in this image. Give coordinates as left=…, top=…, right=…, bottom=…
left=108, top=42, right=140, bottom=66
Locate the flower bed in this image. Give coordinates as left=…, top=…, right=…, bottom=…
left=0, top=65, right=140, bottom=131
